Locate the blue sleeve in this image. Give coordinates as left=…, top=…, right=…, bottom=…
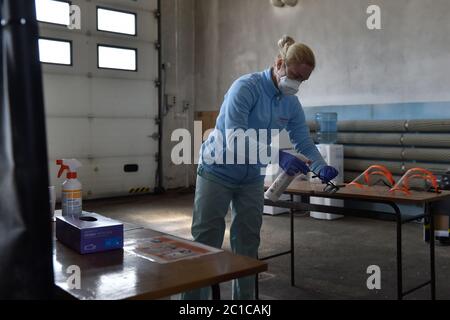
left=222, top=79, right=270, bottom=164
left=286, top=100, right=327, bottom=173
left=223, top=79, right=256, bottom=131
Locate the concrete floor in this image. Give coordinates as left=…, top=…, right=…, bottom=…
left=84, top=190, right=450, bottom=300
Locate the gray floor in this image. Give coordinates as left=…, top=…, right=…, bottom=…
left=84, top=190, right=450, bottom=300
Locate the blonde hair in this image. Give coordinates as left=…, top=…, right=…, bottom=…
left=277, top=35, right=316, bottom=69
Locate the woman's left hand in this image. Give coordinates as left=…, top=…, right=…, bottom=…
left=318, top=166, right=339, bottom=183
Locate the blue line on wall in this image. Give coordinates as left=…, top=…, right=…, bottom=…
left=304, top=101, right=450, bottom=121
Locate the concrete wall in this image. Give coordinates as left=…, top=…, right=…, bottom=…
left=194, top=0, right=450, bottom=110
left=161, top=0, right=450, bottom=188
left=161, top=0, right=196, bottom=189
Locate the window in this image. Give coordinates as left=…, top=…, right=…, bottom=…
left=97, top=7, right=137, bottom=36
left=98, top=45, right=137, bottom=71
left=35, top=0, right=70, bottom=26
left=38, top=38, right=72, bottom=65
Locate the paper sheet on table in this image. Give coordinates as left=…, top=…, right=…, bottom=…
left=124, top=235, right=223, bottom=264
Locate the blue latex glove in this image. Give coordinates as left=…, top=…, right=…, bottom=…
left=317, top=166, right=339, bottom=183
left=279, top=151, right=310, bottom=177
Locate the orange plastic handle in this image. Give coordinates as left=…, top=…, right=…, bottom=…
left=56, top=160, right=69, bottom=178
left=367, top=165, right=393, bottom=176
left=390, top=186, right=412, bottom=195
left=404, top=174, right=439, bottom=192
left=363, top=166, right=395, bottom=186
left=347, top=182, right=364, bottom=189
left=364, top=171, right=395, bottom=186
left=349, top=165, right=396, bottom=189
left=390, top=168, right=440, bottom=194
left=405, top=168, right=439, bottom=190
left=405, top=168, right=434, bottom=176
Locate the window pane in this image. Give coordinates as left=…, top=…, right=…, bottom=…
left=97, top=8, right=136, bottom=36
left=35, top=0, right=70, bottom=26
left=98, top=46, right=137, bottom=71
left=39, top=39, right=71, bottom=65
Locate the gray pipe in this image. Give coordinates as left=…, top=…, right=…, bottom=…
left=402, top=134, right=450, bottom=147
left=309, top=119, right=450, bottom=133
left=345, top=159, right=450, bottom=176
left=403, top=162, right=450, bottom=174
left=407, top=120, right=450, bottom=132
left=316, top=133, right=450, bottom=147
left=344, top=171, right=402, bottom=184
left=344, top=159, right=404, bottom=175
left=344, top=146, right=402, bottom=160
left=345, top=146, right=450, bottom=163
left=337, top=133, right=403, bottom=146
left=403, top=148, right=450, bottom=163
left=307, top=118, right=450, bottom=175
left=338, top=120, right=407, bottom=133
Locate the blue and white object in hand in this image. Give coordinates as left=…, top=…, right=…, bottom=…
left=279, top=151, right=310, bottom=177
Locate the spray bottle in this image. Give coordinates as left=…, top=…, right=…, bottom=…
left=265, top=153, right=311, bottom=202
left=56, top=159, right=83, bottom=216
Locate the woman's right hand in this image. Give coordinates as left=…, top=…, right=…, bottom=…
left=279, top=151, right=310, bottom=176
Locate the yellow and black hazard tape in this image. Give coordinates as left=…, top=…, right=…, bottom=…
left=129, top=187, right=151, bottom=194
left=423, top=224, right=450, bottom=232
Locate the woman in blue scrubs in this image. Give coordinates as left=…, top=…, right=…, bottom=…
left=184, top=36, right=338, bottom=300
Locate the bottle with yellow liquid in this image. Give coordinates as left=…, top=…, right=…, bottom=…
left=56, top=159, right=83, bottom=217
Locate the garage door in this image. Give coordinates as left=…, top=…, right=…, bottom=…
left=37, top=0, right=159, bottom=200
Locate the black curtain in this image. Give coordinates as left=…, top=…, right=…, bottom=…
left=0, top=0, right=53, bottom=299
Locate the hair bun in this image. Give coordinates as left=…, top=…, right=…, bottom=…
left=278, top=35, right=295, bottom=50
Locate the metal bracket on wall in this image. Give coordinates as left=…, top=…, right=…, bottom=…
left=154, top=41, right=161, bottom=50
left=404, top=120, right=409, bottom=131
left=149, top=132, right=160, bottom=140
left=155, top=0, right=165, bottom=193
left=1, top=18, right=27, bottom=27
left=154, top=79, right=161, bottom=87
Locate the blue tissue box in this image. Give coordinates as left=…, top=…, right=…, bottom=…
left=56, top=212, right=124, bottom=254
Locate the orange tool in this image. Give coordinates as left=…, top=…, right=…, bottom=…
left=348, top=165, right=396, bottom=189
left=390, top=168, right=440, bottom=195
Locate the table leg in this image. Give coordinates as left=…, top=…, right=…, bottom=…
left=393, top=204, right=403, bottom=300
left=393, top=202, right=437, bottom=300
left=212, top=284, right=220, bottom=300
left=255, top=273, right=259, bottom=300
left=428, top=204, right=436, bottom=300
left=290, top=194, right=295, bottom=287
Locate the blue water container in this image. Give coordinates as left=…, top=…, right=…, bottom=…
left=316, top=112, right=338, bottom=144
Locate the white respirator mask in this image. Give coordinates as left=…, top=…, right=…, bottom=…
left=278, top=63, right=302, bottom=96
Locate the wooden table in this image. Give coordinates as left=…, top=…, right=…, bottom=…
left=262, top=181, right=450, bottom=300
left=54, top=227, right=267, bottom=300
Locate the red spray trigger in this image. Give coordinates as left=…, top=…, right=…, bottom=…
left=56, top=160, right=69, bottom=178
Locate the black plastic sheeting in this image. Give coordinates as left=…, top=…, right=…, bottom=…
left=0, top=0, right=53, bottom=299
